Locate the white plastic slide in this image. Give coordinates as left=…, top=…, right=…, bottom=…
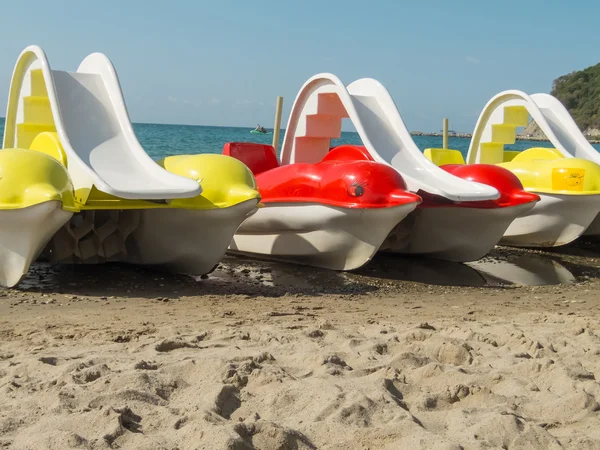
left=467, top=89, right=600, bottom=164
left=280, top=73, right=499, bottom=202
left=530, top=93, right=600, bottom=162
left=3, top=45, right=201, bottom=200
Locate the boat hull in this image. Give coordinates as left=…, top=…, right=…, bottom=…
left=229, top=202, right=418, bottom=270
left=381, top=203, right=534, bottom=262
left=501, top=193, right=600, bottom=247
left=126, top=200, right=259, bottom=274
left=0, top=201, right=73, bottom=287
left=45, top=200, right=258, bottom=275
left=583, top=212, right=600, bottom=236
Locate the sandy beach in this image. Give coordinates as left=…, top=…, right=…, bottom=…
left=1, top=244, right=600, bottom=450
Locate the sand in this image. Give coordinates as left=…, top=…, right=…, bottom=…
left=1, top=248, right=600, bottom=449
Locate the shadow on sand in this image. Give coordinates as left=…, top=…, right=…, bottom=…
left=10, top=238, right=600, bottom=297
left=353, top=241, right=600, bottom=287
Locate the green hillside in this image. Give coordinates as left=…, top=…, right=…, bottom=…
left=551, top=62, right=600, bottom=134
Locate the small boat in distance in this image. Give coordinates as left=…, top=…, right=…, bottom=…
left=251, top=124, right=271, bottom=135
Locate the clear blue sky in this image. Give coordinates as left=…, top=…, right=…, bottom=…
left=1, top=0, right=598, bottom=132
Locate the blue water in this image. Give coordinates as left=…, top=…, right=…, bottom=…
left=1, top=117, right=599, bottom=160
left=123, top=123, right=600, bottom=159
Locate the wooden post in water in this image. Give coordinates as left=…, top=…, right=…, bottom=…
left=272, top=96, right=284, bottom=153
left=442, top=118, right=449, bottom=149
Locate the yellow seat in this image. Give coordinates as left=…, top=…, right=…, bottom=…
left=29, top=132, right=68, bottom=168
left=423, top=148, right=465, bottom=166
left=498, top=150, right=600, bottom=195
left=503, top=151, right=520, bottom=162
left=81, top=154, right=260, bottom=211
left=510, top=147, right=564, bottom=163
left=0, top=148, right=76, bottom=211
left=159, top=154, right=260, bottom=209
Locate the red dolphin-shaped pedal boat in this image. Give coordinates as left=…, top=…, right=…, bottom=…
left=224, top=142, right=421, bottom=270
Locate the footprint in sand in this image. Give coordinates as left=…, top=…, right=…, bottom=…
left=72, top=364, right=110, bottom=384
left=38, top=356, right=59, bottom=366
left=154, top=339, right=198, bottom=352
left=214, top=384, right=241, bottom=420
left=102, top=406, right=142, bottom=446
left=231, top=420, right=316, bottom=450
left=322, top=354, right=353, bottom=375
left=134, top=360, right=159, bottom=370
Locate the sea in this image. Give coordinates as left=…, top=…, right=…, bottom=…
left=1, top=117, right=599, bottom=160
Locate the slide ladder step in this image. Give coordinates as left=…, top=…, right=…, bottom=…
left=503, top=105, right=529, bottom=127
left=303, top=114, right=343, bottom=139
left=317, top=92, right=349, bottom=117
left=23, top=96, right=54, bottom=125
left=30, top=69, right=48, bottom=96
left=293, top=137, right=332, bottom=163
left=479, top=142, right=505, bottom=164
left=491, top=124, right=517, bottom=145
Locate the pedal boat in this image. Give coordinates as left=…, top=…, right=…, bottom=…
left=276, top=74, right=539, bottom=262
left=224, top=142, right=421, bottom=270
left=337, top=146, right=540, bottom=261
left=426, top=147, right=600, bottom=247
left=0, top=45, right=260, bottom=286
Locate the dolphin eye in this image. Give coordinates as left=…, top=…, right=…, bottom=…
left=347, top=181, right=366, bottom=197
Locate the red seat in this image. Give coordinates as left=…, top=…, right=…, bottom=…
left=324, top=145, right=374, bottom=162
left=223, top=142, right=279, bottom=175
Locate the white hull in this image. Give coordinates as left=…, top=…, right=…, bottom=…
left=230, top=203, right=418, bottom=270
left=45, top=200, right=258, bottom=276
left=382, top=203, right=534, bottom=262
left=501, top=194, right=600, bottom=247
left=127, top=200, right=259, bottom=274
left=583, top=213, right=600, bottom=236
left=0, top=201, right=72, bottom=287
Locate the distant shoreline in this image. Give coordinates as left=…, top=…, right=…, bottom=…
left=1, top=118, right=599, bottom=144
left=409, top=131, right=600, bottom=144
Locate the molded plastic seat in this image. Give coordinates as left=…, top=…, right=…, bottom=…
left=510, top=147, right=564, bottom=163
left=223, top=142, right=279, bottom=175
left=325, top=145, right=374, bottom=162
left=423, top=148, right=466, bottom=166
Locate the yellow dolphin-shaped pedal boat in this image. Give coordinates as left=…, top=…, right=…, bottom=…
left=497, top=148, right=600, bottom=246
left=0, top=142, right=260, bottom=287
left=425, top=147, right=600, bottom=247
left=38, top=143, right=261, bottom=278
left=117, top=154, right=261, bottom=274
left=0, top=45, right=260, bottom=287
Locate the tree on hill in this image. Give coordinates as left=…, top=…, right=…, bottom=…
left=551, top=62, right=600, bottom=134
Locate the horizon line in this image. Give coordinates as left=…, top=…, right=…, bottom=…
left=0, top=116, right=461, bottom=134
